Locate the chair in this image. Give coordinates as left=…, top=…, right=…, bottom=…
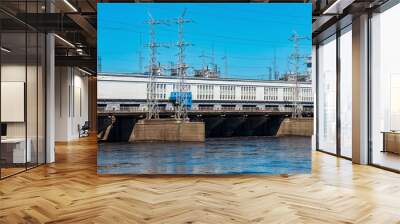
left=79, top=121, right=90, bottom=138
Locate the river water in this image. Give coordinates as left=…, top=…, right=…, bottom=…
left=97, top=136, right=311, bottom=174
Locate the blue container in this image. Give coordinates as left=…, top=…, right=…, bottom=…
left=170, top=92, right=192, bottom=109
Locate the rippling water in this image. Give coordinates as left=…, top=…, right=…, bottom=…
left=97, top=136, right=311, bottom=174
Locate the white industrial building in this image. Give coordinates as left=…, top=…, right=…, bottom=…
left=97, top=73, right=313, bottom=112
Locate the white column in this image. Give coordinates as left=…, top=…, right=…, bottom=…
left=54, top=67, right=72, bottom=141
left=352, top=14, right=369, bottom=164
left=311, top=45, right=317, bottom=151
left=46, top=32, right=55, bottom=163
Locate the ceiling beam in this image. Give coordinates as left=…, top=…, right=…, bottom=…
left=55, top=55, right=96, bottom=71
left=67, top=13, right=97, bottom=46
left=322, top=0, right=356, bottom=14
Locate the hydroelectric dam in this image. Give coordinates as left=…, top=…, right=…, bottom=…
left=97, top=74, right=314, bottom=142
left=98, top=113, right=313, bottom=142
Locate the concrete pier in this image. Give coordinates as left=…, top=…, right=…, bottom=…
left=129, top=119, right=205, bottom=142
left=276, top=118, right=313, bottom=137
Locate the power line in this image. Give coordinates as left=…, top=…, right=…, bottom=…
left=138, top=33, right=144, bottom=73
left=99, top=13, right=311, bottom=78
left=186, top=52, right=289, bottom=62
left=199, top=50, right=207, bottom=69
left=111, top=6, right=310, bottom=26
left=125, top=8, right=308, bottom=27
left=99, top=25, right=311, bottom=49
left=98, top=22, right=311, bottom=48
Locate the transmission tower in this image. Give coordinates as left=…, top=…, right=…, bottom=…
left=273, top=49, right=279, bottom=80
left=221, top=51, right=228, bottom=78
left=145, top=13, right=170, bottom=120
left=199, top=50, right=207, bottom=69
left=289, top=31, right=309, bottom=118
left=199, top=50, right=214, bottom=70
left=174, top=9, right=192, bottom=120
left=268, top=66, right=272, bottom=80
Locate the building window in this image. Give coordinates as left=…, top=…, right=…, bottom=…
left=300, top=88, right=313, bottom=102
left=283, top=87, right=294, bottom=101
left=147, top=83, right=167, bottom=100
left=220, top=85, right=235, bottom=100
left=173, top=83, right=191, bottom=92
left=197, top=85, right=214, bottom=100
left=240, top=86, right=256, bottom=101
left=264, top=87, right=279, bottom=101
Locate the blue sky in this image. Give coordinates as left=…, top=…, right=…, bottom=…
left=98, top=3, right=312, bottom=80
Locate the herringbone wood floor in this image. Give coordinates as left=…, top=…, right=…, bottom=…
left=1, top=136, right=400, bottom=224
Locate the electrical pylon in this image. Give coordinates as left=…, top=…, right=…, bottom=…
left=174, top=9, right=192, bottom=121
left=289, top=31, right=309, bottom=118
left=221, top=50, right=228, bottom=78
left=145, top=13, right=170, bottom=120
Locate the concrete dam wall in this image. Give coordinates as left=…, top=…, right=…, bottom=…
left=97, top=115, right=313, bottom=142
left=129, top=119, right=205, bottom=142
left=276, top=118, right=314, bottom=137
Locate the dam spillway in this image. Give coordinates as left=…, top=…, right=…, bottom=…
left=97, top=114, right=313, bottom=142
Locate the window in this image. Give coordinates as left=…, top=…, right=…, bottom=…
left=0, top=2, right=47, bottom=179
left=156, top=83, right=166, bottom=99
left=173, top=83, right=190, bottom=92
left=300, top=88, right=313, bottom=102
left=339, top=26, right=352, bottom=158
left=147, top=83, right=166, bottom=100
left=317, top=35, right=337, bottom=154
left=197, top=85, right=214, bottom=100
left=220, top=85, right=235, bottom=100
left=283, top=87, right=294, bottom=101
left=370, top=4, right=400, bottom=171
left=264, top=87, right=279, bottom=101
left=240, top=86, right=256, bottom=100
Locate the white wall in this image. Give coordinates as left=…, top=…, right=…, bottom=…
left=55, top=67, right=89, bottom=141
left=72, top=73, right=89, bottom=138
left=98, top=80, right=147, bottom=100
left=97, top=75, right=313, bottom=103
left=55, top=67, right=68, bottom=141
